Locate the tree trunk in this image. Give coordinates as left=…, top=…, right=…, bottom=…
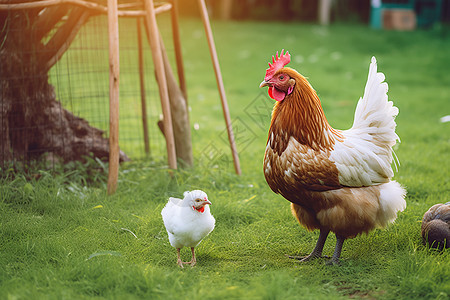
left=160, top=37, right=193, bottom=167
left=0, top=6, right=129, bottom=167
left=143, top=18, right=193, bottom=168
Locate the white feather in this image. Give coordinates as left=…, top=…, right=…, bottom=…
left=161, top=190, right=215, bottom=249
left=329, top=57, right=400, bottom=187
left=376, top=181, right=407, bottom=226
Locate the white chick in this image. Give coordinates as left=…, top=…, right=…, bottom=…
left=161, top=190, right=215, bottom=267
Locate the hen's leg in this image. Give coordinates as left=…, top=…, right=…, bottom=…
left=288, top=229, right=330, bottom=261
left=176, top=248, right=184, bottom=268
left=327, top=235, right=345, bottom=265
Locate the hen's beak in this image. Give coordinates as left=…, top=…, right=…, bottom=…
left=259, top=80, right=270, bottom=88
left=204, top=199, right=212, bottom=205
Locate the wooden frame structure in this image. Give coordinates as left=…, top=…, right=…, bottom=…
left=107, top=0, right=121, bottom=194
left=198, top=0, right=240, bottom=175
left=1, top=0, right=242, bottom=194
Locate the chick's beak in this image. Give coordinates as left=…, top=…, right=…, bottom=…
left=259, top=80, right=270, bottom=88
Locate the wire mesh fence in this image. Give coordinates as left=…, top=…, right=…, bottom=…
left=49, top=15, right=169, bottom=159
left=2, top=12, right=175, bottom=170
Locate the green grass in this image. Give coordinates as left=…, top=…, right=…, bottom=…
left=1, top=17, right=450, bottom=299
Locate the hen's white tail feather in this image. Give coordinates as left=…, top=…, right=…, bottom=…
left=376, top=181, right=407, bottom=227
left=352, top=57, right=399, bottom=147
left=330, top=57, right=402, bottom=186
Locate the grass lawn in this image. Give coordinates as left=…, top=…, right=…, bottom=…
left=1, top=17, right=449, bottom=299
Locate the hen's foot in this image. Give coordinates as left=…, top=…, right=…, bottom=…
left=288, top=229, right=331, bottom=262
left=286, top=254, right=329, bottom=262
left=326, top=257, right=341, bottom=266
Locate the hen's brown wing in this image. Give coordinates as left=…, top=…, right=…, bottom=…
left=264, top=136, right=341, bottom=195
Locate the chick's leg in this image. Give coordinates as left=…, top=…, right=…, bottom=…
left=327, top=235, right=345, bottom=265
left=187, top=247, right=197, bottom=267
left=288, top=229, right=330, bottom=261
left=176, top=248, right=184, bottom=268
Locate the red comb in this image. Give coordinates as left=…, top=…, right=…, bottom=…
left=264, top=49, right=291, bottom=81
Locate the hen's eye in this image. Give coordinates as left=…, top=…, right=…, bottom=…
left=195, top=199, right=201, bottom=202
left=279, top=75, right=285, bottom=80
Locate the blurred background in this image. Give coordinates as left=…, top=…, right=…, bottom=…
left=178, top=0, right=450, bottom=29
left=2, top=0, right=449, bottom=172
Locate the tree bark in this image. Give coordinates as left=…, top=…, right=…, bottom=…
left=160, top=36, right=193, bottom=167
left=142, top=12, right=193, bottom=168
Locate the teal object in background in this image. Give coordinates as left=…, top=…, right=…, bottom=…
left=370, top=0, right=443, bottom=29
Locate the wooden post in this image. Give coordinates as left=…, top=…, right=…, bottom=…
left=137, top=18, right=150, bottom=155
left=170, top=0, right=188, bottom=102
left=220, top=0, right=233, bottom=20
left=143, top=0, right=177, bottom=170
left=198, top=0, right=241, bottom=175
left=319, top=0, right=332, bottom=25
left=107, top=0, right=120, bottom=194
